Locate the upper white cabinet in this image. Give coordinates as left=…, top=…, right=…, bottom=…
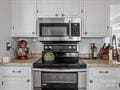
left=82, top=0, right=110, bottom=37
left=36, top=0, right=83, bottom=18
left=11, top=0, right=37, bottom=37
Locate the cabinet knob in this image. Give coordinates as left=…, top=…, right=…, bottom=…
left=62, top=14, right=64, bottom=16
left=12, top=70, right=15, bottom=72
left=85, top=32, right=87, bottom=35
left=55, top=14, right=58, bottom=16
left=32, top=32, right=35, bottom=34
left=90, top=80, right=93, bottom=83
left=99, top=71, right=108, bottom=73
left=81, top=9, right=83, bottom=13
left=27, top=79, right=30, bottom=82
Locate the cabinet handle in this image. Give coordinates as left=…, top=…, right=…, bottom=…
left=90, top=80, right=93, bottom=83
left=27, top=79, right=30, bottom=82
left=85, top=32, right=87, bottom=35
left=55, top=14, right=58, bottom=16
left=81, top=9, right=83, bottom=13
left=32, top=32, right=35, bottom=34
left=62, top=14, right=64, bottom=16
left=99, top=71, right=108, bottom=73
left=12, top=26, right=14, bottom=30
left=107, top=26, right=109, bottom=30
left=12, top=70, right=21, bottom=73
left=37, top=10, right=39, bottom=14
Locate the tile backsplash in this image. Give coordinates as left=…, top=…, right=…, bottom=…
left=12, top=37, right=110, bottom=57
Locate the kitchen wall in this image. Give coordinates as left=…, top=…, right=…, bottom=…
left=0, top=0, right=13, bottom=62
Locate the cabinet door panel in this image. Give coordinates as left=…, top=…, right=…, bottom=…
left=63, top=0, right=83, bottom=17
left=0, top=77, right=2, bottom=90
left=3, top=77, right=31, bottom=90
left=83, top=0, right=110, bottom=37
left=88, top=79, right=117, bottom=90
left=37, top=0, right=57, bottom=17
left=11, top=0, right=36, bottom=37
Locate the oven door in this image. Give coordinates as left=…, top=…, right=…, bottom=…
left=41, top=72, right=78, bottom=90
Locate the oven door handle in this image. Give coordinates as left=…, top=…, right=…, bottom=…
left=33, top=68, right=86, bottom=72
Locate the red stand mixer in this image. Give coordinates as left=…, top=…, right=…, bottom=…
left=16, top=39, right=29, bottom=60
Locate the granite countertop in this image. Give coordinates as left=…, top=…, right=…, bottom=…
left=82, top=59, right=120, bottom=67
left=1, top=53, right=42, bottom=67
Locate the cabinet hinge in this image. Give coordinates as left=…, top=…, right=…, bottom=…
left=2, top=81, right=3, bottom=86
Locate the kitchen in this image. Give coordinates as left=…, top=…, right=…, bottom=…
left=0, top=0, right=120, bottom=90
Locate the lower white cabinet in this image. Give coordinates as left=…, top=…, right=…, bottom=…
left=3, top=77, right=31, bottom=90
left=2, top=67, right=32, bottom=90
left=88, top=67, right=120, bottom=90
left=0, top=76, right=2, bottom=90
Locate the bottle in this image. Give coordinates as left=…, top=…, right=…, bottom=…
left=91, top=43, right=97, bottom=59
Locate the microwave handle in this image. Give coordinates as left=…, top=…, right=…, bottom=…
left=69, top=21, right=72, bottom=39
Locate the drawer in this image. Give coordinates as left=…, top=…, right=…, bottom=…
left=3, top=67, right=31, bottom=77
left=88, top=67, right=120, bottom=78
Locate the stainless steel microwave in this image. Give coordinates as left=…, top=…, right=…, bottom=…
left=38, top=18, right=81, bottom=42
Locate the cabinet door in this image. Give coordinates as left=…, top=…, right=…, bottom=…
left=63, top=0, right=83, bottom=17
left=88, top=79, right=117, bottom=90
left=0, top=77, right=2, bottom=90
left=3, top=77, right=31, bottom=90
left=37, top=0, right=58, bottom=17
left=11, top=0, right=37, bottom=37
left=83, top=0, right=110, bottom=37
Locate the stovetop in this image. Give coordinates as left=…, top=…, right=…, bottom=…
left=33, top=59, right=86, bottom=69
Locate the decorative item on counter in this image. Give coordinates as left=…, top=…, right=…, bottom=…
left=2, top=56, right=11, bottom=63
left=42, top=49, right=55, bottom=64
left=112, top=35, right=120, bottom=62
left=102, top=43, right=111, bottom=60
left=16, top=39, right=29, bottom=60
left=97, top=43, right=106, bottom=59
left=90, top=43, right=97, bottom=59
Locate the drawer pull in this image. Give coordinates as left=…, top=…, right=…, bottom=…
left=12, top=70, right=22, bottom=73
left=90, top=80, right=93, bottom=83
left=27, top=79, right=30, bottom=82
left=99, top=71, right=108, bottom=73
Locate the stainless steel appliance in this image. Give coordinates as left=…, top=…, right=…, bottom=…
left=33, top=43, right=86, bottom=90
left=38, top=18, right=81, bottom=42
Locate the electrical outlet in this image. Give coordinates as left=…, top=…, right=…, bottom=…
left=6, top=42, right=11, bottom=51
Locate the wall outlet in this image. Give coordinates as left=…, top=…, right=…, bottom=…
left=6, top=42, right=11, bottom=51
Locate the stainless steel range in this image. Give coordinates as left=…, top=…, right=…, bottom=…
left=33, top=43, right=86, bottom=90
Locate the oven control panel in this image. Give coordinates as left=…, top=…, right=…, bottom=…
left=44, top=45, right=77, bottom=51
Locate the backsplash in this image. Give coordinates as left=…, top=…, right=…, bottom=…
left=12, top=37, right=110, bottom=57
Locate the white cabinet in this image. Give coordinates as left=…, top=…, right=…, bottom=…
left=88, top=67, right=120, bottom=90
left=0, top=67, right=2, bottom=90
left=11, top=0, right=37, bottom=37
left=2, top=67, right=32, bottom=90
left=83, top=0, right=110, bottom=37
left=0, top=77, right=2, bottom=90
left=3, top=77, right=31, bottom=90
left=37, top=0, right=83, bottom=18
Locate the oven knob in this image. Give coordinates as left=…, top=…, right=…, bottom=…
left=49, top=46, right=52, bottom=49
left=68, top=46, right=72, bottom=49
left=44, top=46, right=48, bottom=49
left=73, top=46, right=76, bottom=49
